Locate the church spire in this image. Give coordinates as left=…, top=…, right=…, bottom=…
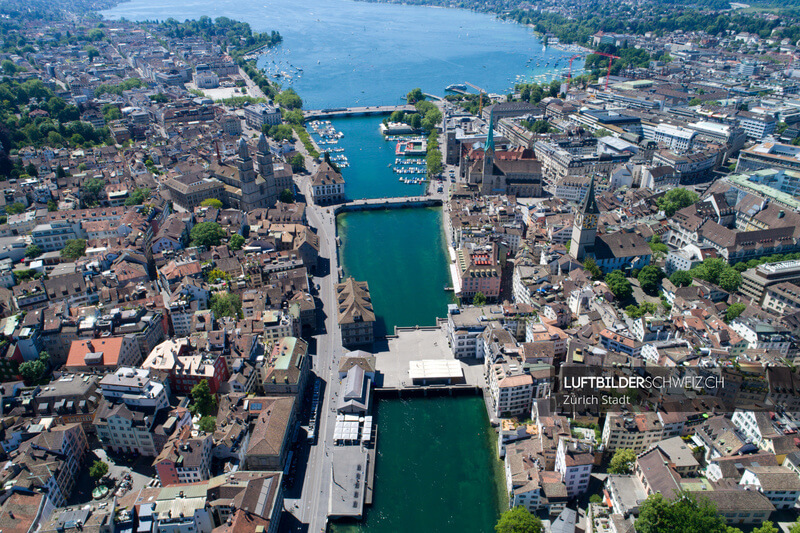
left=579, top=176, right=600, bottom=215
left=485, top=111, right=495, bottom=154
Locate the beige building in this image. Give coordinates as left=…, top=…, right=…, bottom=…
left=336, top=278, right=376, bottom=347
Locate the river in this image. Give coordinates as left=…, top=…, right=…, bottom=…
left=98, top=1, right=560, bottom=529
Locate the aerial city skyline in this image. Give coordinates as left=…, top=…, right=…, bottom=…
left=0, top=0, right=799, bottom=532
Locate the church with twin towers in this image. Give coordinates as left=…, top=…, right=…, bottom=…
left=209, top=133, right=294, bottom=211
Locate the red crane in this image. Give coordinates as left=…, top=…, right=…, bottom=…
left=593, top=51, right=621, bottom=91
left=567, top=54, right=582, bottom=80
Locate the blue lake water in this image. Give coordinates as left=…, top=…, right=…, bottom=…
left=102, top=0, right=579, bottom=109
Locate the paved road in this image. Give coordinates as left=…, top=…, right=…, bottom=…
left=281, top=168, right=346, bottom=533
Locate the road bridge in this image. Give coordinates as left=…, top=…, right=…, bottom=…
left=332, top=195, right=442, bottom=214
left=303, top=104, right=416, bottom=120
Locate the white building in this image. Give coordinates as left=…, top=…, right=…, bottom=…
left=555, top=438, right=594, bottom=498
left=244, top=103, right=281, bottom=129
left=740, top=466, right=800, bottom=510
left=99, top=367, right=170, bottom=410
left=489, top=362, right=534, bottom=417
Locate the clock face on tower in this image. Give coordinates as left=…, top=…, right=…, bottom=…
left=582, top=214, right=597, bottom=229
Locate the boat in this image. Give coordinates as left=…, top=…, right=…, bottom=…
left=445, top=83, right=467, bottom=91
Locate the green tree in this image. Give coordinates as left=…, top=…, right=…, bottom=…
left=6, top=202, right=25, bottom=215
left=61, top=239, right=87, bottom=260
left=124, top=188, right=150, bottom=206
left=752, top=522, right=778, bottom=533
left=275, top=88, right=302, bottom=109
left=689, top=97, right=703, bottom=106
left=85, top=46, right=100, bottom=60
left=199, top=416, right=216, bottom=433
left=669, top=270, right=692, bottom=287
left=229, top=234, right=245, bottom=251
left=788, top=521, right=800, bottom=533
left=191, top=221, right=225, bottom=248
left=206, top=268, right=231, bottom=283
left=25, top=244, right=42, bottom=259
left=608, top=448, right=636, bottom=474
left=19, top=359, right=46, bottom=384
left=605, top=270, right=632, bottom=300
left=265, top=124, right=294, bottom=142
left=190, top=379, right=217, bottom=416
left=210, top=292, right=242, bottom=319
left=284, top=109, right=304, bottom=125
left=81, top=177, right=106, bottom=206
left=583, top=258, right=603, bottom=280
left=638, top=265, right=664, bottom=295
left=47, top=199, right=58, bottom=212
left=594, top=128, right=613, bottom=138
left=718, top=268, right=742, bottom=292
left=473, top=292, right=487, bottom=306
left=89, top=460, right=109, bottom=481
left=635, top=491, right=729, bottom=533
left=279, top=188, right=295, bottom=203
left=406, top=87, right=424, bottom=104
left=658, top=189, right=699, bottom=217
left=1, top=60, right=17, bottom=75
left=288, top=153, right=305, bottom=172
left=495, top=506, right=542, bottom=533
left=589, top=494, right=603, bottom=504
left=725, top=303, right=746, bottom=323
left=200, top=198, right=223, bottom=209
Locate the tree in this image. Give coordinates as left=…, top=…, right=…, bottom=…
left=609, top=448, right=636, bottom=474
left=473, top=292, right=487, bottom=306
left=61, top=239, right=87, bottom=260
left=265, top=124, right=294, bottom=142
left=124, top=187, right=150, bottom=206
left=589, top=494, right=603, bottom=504
left=200, top=198, right=223, bottom=209
left=669, top=270, right=692, bottom=287
left=206, top=269, right=231, bottom=283
left=583, top=258, right=603, bottom=280
left=718, top=268, right=742, bottom=292
left=752, top=522, right=778, bottom=533
left=25, top=244, right=43, bottom=259
left=275, top=88, right=302, bottom=109
left=210, top=292, right=242, bottom=319
left=199, top=416, right=216, bottom=433
left=635, top=491, right=729, bottom=533
left=47, top=199, right=58, bottom=212
left=89, top=460, right=109, bottom=481
left=406, top=87, right=424, bottom=104
left=594, top=128, right=613, bottom=138
left=288, top=153, right=305, bottom=172
left=495, top=506, right=542, bottom=533
left=605, top=270, right=632, bottom=300
left=191, top=221, right=225, bottom=248
left=279, top=188, right=295, bottom=203
left=19, top=359, right=46, bottom=384
left=190, top=379, right=216, bottom=416
left=284, top=109, right=304, bottom=125
left=6, top=202, right=25, bottom=215
left=725, top=303, right=746, bottom=323
left=81, top=177, right=106, bottom=206
left=85, top=46, right=100, bottom=60
left=657, top=189, right=699, bottom=217
left=638, top=265, right=664, bottom=295
left=229, top=234, right=245, bottom=251
left=788, top=521, right=800, bottom=533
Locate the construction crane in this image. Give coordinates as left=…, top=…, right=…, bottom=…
left=566, top=54, right=582, bottom=81
left=464, top=81, right=487, bottom=116
left=593, top=51, right=621, bottom=91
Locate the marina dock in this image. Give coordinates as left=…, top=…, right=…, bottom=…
left=304, top=104, right=416, bottom=120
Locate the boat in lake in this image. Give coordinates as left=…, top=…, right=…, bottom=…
left=445, top=83, right=467, bottom=92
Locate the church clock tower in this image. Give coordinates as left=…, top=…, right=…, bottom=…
left=570, top=176, right=600, bottom=261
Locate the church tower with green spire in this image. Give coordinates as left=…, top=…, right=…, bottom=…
left=482, top=111, right=495, bottom=183
left=570, top=176, right=600, bottom=261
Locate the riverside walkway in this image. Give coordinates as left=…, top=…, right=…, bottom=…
left=304, top=104, right=416, bottom=120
